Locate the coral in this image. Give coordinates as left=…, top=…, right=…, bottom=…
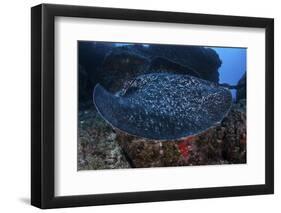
left=116, top=99, right=246, bottom=168
left=236, top=73, right=246, bottom=101
left=78, top=107, right=130, bottom=170
left=77, top=43, right=246, bottom=170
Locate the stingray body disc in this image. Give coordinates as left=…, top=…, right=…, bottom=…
left=93, top=73, right=232, bottom=140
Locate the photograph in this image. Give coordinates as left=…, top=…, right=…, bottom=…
left=78, top=41, right=247, bottom=170
left=29, top=2, right=274, bottom=209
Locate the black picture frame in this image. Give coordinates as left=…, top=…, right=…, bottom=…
left=31, top=3, right=274, bottom=209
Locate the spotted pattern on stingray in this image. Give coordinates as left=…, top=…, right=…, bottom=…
left=93, top=72, right=232, bottom=140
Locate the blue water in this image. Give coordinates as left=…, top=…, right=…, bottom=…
left=212, top=47, right=246, bottom=99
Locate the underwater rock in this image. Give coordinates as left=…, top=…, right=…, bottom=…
left=78, top=42, right=114, bottom=109
left=94, top=73, right=232, bottom=140
left=116, top=134, right=183, bottom=168
left=99, top=44, right=222, bottom=92
left=79, top=44, right=222, bottom=107
left=77, top=100, right=246, bottom=169
left=99, top=48, right=150, bottom=92
left=78, top=108, right=130, bottom=170
left=148, top=57, right=201, bottom=78
left=236, top=73, right=246, bottom=101
left=79, top=65, right=92, bottom=104
left=116, top=99, right=246, bottom=168
left=145, top=45, right=222, bottom=82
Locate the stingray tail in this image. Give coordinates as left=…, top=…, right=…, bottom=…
left=219, top=82, right=245, bottom=90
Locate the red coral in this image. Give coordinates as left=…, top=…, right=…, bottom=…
left=177, top=136, right=197, bottom=158
left=178, top=142, right=189, bottom=158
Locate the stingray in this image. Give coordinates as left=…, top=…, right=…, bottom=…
left=93, top=72, right=232, bottom=140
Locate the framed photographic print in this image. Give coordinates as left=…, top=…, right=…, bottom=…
left=31, top=3, right=274, bottom=209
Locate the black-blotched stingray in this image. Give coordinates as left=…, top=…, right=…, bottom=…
left=93, top=72, right=232, bottom=140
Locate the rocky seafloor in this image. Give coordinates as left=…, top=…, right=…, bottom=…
left=78, top=99, right=246, bottom=170
left=77, top=43, right=246, bottom=170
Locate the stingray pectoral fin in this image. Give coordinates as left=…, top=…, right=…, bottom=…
left=93, top=84, right=142, bottom=136
left=93, top=73, right=233, bottom=141
left=93, top=84, right=121, bottom=126
left=93, top=83, right=174, bottom=140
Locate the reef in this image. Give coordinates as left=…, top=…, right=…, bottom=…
left=78, top=42, right=246, bottom=170
left=236, top=73, right=246, bottom=101
left=78, top=107, right=130, bottom=170
left=116, top=99, right=246, bottom=167
left=78, top=99, right=246, bottom=170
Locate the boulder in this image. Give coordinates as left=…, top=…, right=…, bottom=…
left=78, top=42, right=114, bottom=109
left=96, top=44, right=222, bottom=93
left=79, top=43, right=222, bottom=107
left=116, top=99, right=246, bottom=168
left=236, top=73, right=246, bottom=101
left=78, top=108, right=131, bottom=170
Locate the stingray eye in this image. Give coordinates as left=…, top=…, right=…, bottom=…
left=124, top=86, right=138, bottom=96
